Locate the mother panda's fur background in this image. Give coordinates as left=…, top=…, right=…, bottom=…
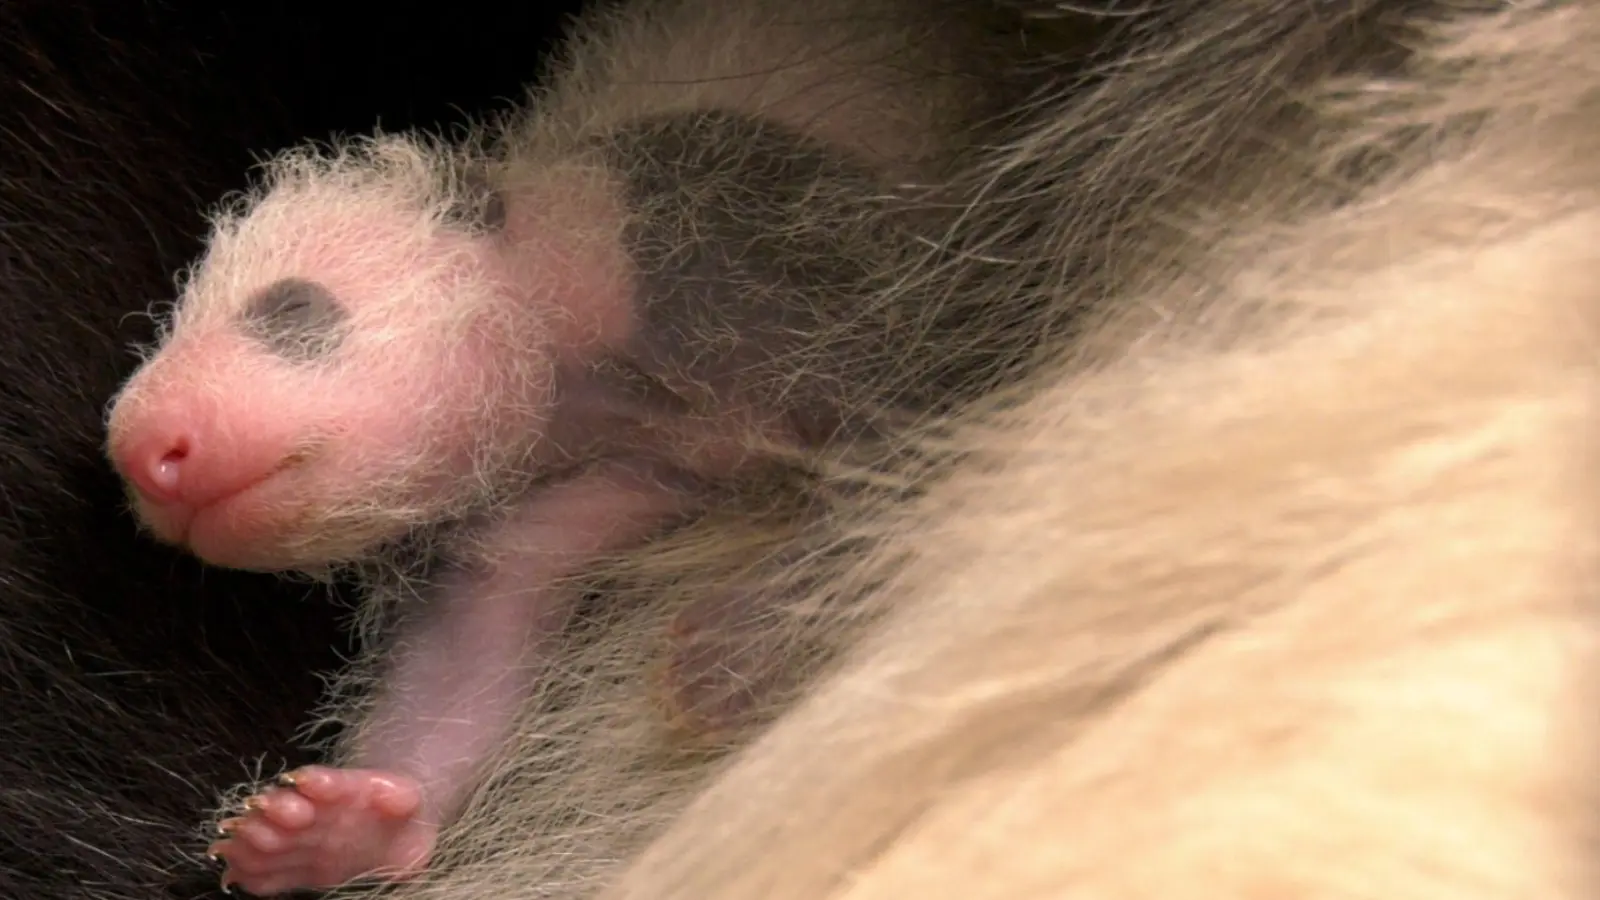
left=585, top=1, right=1600, bottom=896
left=594, top=2, right=1600, bottom=897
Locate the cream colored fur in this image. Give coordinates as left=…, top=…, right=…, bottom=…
left=504, top=0, right=1013, bottom=182
left=593, top=3, right=1600, bottom=898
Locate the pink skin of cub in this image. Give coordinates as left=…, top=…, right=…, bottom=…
left=105, top=192, right=682, bottom=895
left=105, top=193, right=627, bottom=572
left=205, top=461, right=692, bottom=895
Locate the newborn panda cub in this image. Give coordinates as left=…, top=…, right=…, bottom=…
left=105, top=106, right=930, bottom=896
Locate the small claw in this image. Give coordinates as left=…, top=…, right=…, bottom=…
left=276, top=771, right=299, bottom=788
left=243, top=796, right=265, bottom=812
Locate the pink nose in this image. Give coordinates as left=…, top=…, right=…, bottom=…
left=116, top=428, right=192, bottom=504
left=110, top=413, right=292, bottom=512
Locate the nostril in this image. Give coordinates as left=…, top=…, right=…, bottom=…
left=149, top=442, right=188, bottom=494
left=114, top=421, right=290, bottom=512
left=125, top=434, right=190, bottom=502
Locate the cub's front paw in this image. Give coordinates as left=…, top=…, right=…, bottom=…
left=208, top=765, right=435, bottom=896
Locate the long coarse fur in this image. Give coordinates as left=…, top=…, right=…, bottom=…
left=0, top=8, right=348, bottom=899
left=594, top=1, right=1600, bottom=896
left=504, top=0, right=1020, bottom=182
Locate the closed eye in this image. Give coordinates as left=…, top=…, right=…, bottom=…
left=241, top=277, right=349, bottom=361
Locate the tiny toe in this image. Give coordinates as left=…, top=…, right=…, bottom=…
left=217, top=845, right=319, bottom=888
left=212, top=847, right=265, bottom=893
left=231, top=817, right=293, bottom=854
left=251, top=787, right=317, bottom=829
left=279, top=765, right=345, bottom=803
left=366, top=773, right=424, bottom=818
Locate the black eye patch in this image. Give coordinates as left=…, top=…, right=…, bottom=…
left=240, top=277, right=348, bottom=361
